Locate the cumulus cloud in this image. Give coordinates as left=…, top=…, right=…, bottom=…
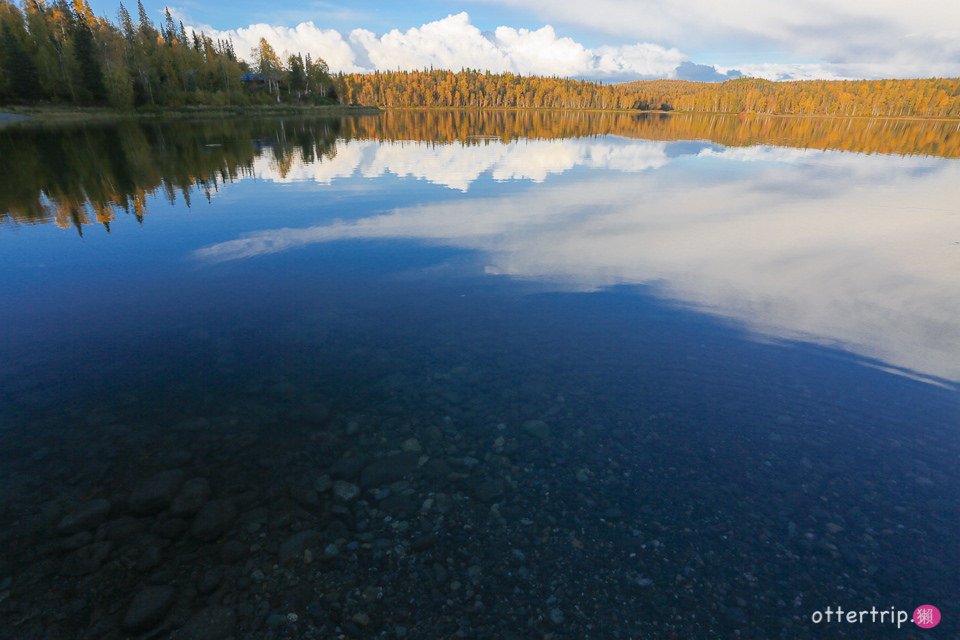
left=199, top=21, right=364, bottom=71
left=197, top=12, right=686, bottom=78
left=188, top=6, right=960, bottom=81
left=477, top=0, right=960, bottom=78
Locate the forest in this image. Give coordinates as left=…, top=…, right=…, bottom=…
left=2, top=1, right=959, bottom=118
left=339, top=71, right=960, bottom=119
left=0, top=0, right=336, bottom=107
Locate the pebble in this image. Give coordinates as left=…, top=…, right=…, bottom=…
left=549, top=608, right=565, bottom=625
left=57, top=499, right=112, bottom=535
left=352, top=612, right=371, bottom=626
left=313, top=474, right=332, bottom=493
left=58, top=530, right=93, bottom=551
left=333, top=480, right=360, bottom=502
left=279, top=530, right=318, bottom=564
left=522, top=420, right=551, bottom=439
left=175, top=606, right=237, bottom=640
left=197, top=569, right=222, bottom=594
left=170, top=478, right=212, bottom=517
left=100, top=516, right=145, bottom=543
left=129, top=470, right=187, bottom=515
left=61, top=541, right=112, bottom=576
left=191, top=499, right=237, bottom=542
left=474, top=478, right=505, bottom=503
left=155, top=518, right=189, bottom=539
left=136, top=546, right=163, bottom=572
left=122, top=585, right=176, bottom=632
left=220, top=539, right=246, bottom=563
left=359, top=453, right=420, bottom=488
left=410, top=532, right=438, bottom=551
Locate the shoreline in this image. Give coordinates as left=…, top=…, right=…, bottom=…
left=3, top=104, right=959, bottom=127
left=369, top=106, right=960, bottom=122
left=0, top=104, right=380, bottom=127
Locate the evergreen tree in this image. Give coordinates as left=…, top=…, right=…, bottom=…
left=71, top=4, right=105, bottom=102
left=117, top=2, right=134, bottom=42
left=0, top=20, right=42, bottom=100
left=161, top=7, right=175, bottom=46
left=287, top=53, right=305, bottom=96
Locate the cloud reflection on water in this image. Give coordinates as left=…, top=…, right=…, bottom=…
left=199, top=137, right=960, bottom=384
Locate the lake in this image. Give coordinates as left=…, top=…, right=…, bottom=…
left=1, top=111, right=957, bottom=639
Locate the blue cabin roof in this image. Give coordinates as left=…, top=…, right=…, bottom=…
left=241, top=72, right=265, bottom=82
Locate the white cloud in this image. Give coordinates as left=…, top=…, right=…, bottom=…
left=477, top=0, right=960, bottom=78
left=189, top=6, right=960, bottom=81
left=197, top=12, right=686, bottom=78
left=182, top=0, right=960, bottom=80
left=197, top=21, right=362, bottom=71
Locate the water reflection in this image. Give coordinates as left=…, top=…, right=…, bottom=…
left=197, top=137, right=960, bottom=385
left=0, top=119, right=342, bottom=230
left=251, top=138, right=672, bottom=190
left=4, top=111, right=960, bottom=230
left=4, top=114, right=959, bottom=385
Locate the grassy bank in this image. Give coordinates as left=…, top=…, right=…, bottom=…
left=0, top=104, right=379, bottom=126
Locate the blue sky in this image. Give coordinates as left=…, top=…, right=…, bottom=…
left=86, top=0, right=960, bottom=81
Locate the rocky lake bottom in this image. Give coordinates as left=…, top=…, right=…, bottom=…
left=0, top=285, right=956, bottom=640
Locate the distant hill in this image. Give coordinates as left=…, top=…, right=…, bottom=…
left=338, top=71, right=960, bottom=119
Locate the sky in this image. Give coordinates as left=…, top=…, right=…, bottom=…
left=87, top=0, right=960, bottom=81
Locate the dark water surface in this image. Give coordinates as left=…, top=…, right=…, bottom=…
left=1, top=112, right=958, bottom=639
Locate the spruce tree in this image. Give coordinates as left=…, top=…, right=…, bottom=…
left=0, top=21, right=42, bottom=101
left=71, top=10, right=106, bottom=103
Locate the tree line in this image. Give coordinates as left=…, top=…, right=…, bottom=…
left=339, top=70, right=960, bottom=119
left=619, top=77, right=960, bottom=118
left=1, top=1, right=957, bottom=117
left=0, top=0, right=336, bottom=107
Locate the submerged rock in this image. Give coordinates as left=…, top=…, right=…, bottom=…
left=279, top=530, right=319, bottom=564
left=360, top=452, right=420, bottom=488
left=99, top=516, right=145, bottom=543
left=190, top=500, right=237, bottom=542
left=522, top=420, right=551, bottom=439
left=123, top=585, right=175, bottom=632
left=129, top=470, right=186, bottom=515
left=57, top=499, right=111, bottom=535
left=333, top=480, right=360, bottom=502
left=473, top=478, right=505, bottom=503
left=170, top=478, right=212, bottom=517
left=61, top=541, right=112, bottom=576
left=175, top=606, right=236, bottom=640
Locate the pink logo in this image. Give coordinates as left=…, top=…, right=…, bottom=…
left=913, top=604, right=941, bottom=629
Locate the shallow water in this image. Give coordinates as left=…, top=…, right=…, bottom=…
left=0, top=112, right=957, bottom=639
